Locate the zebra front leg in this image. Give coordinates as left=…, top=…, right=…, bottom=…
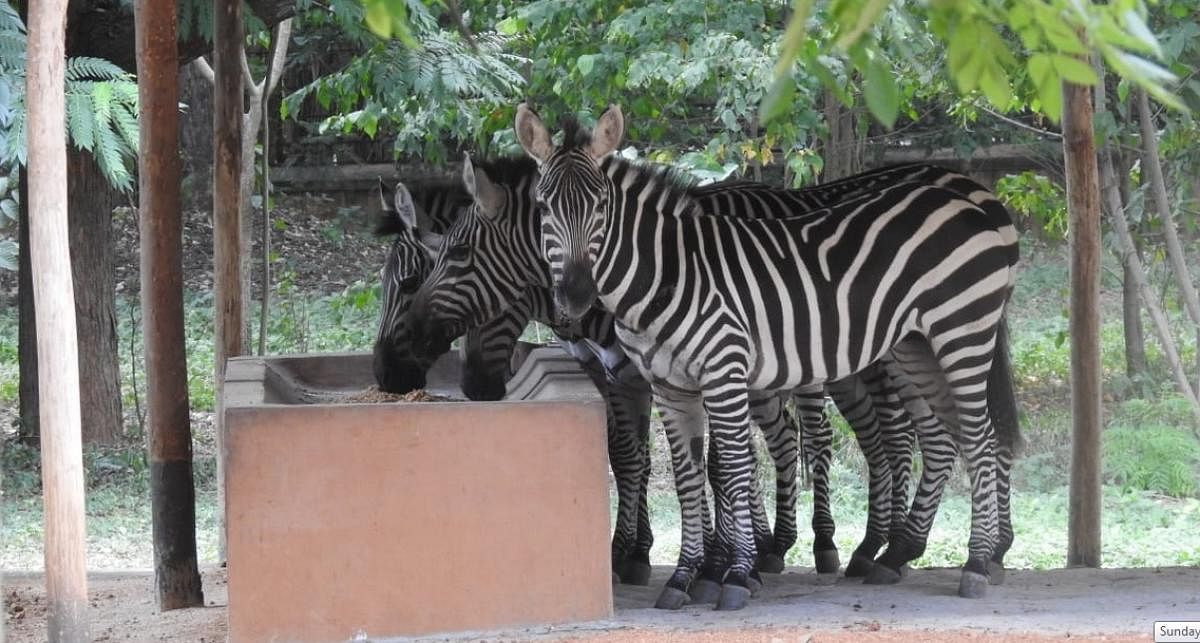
left=793, top=390, right=840, bottom=573
left=564, top=342, right=648, bottom=585
left=607, top=380, right=655, bottom=586
left=650, top=386, right=710, bottom=610
left=748, top=391, right=800, bottom=574
left=702, top=384, right=759, bottom=611
left=827, top=375, right=894, bottom=578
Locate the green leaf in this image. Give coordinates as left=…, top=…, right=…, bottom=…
left=1028, top=54, right=1062, bottom=122
left=863, top=55, right=898, bottom=129
left=757, top=74, right=796, bottom=126
left=496, top=16, right=524, bottom=35
left=1121, top=9, right=1162, bottom=59
left=834, top=0, right=889, bottom=51
left=1052, top=54, right=1098, bottom=86
left=576, top=54, right=596, bottom=77
left=773, top=0, right=815, bottom=78
left=978, top=65, right=1012, bottom=110
left=363, top=0, right=392, bottom=39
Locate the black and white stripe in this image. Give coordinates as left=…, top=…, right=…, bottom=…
left=514, top=103, right=1019, bottom=610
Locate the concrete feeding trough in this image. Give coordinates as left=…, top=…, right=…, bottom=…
left=221, top=345, right=611, bottom=642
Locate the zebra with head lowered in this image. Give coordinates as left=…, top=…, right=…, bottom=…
left=509, top=103, right=1018, bottom=610
left=406, top=146, right=1020, bottom=602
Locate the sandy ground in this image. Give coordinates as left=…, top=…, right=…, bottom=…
left=4, top=565, right=1199, bottom=642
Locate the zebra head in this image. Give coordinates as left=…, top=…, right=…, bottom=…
left=372, top=178, right=446, bottom=393
left=514, top=103, right=624, bottom=320
left=408, top=153, right=543, bottom=359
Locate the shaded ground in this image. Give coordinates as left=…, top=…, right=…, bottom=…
left=4, top=566, right=1197, bottom=641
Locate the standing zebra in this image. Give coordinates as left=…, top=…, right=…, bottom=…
left=405, top=148, right=1020, bottom=599
left=511, top=103, right=1017, bottom=610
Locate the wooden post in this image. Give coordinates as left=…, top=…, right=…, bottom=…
left=213, top=0, right=244, bottom=559
left=1062, top=77, right=1102, bottom=567
left=26, top=0, right=90, bottom=639
left=134, top=0, right=206, bottom=610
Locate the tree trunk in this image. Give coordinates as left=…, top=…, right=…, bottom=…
left=179, top=62, right=215, bottom=210
left=1115, top=149, right=1147, bottom=377
left=134, top=0, right=206, bottom=610
left=1136, top=87, right=1200, bottom=391
left=1063, top=76, right=1102, bottom=569
left=66, top=147, right=123, bottom=445
left=27, top=0, right=90, bottom=637
left=821, top=87, right=861, bottom=181
left=213, top=0, right=245, bottom=562
left=18, top=169, right=38, bottom=444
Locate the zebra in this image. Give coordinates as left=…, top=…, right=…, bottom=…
left=404, top=148, right=1020, bottom=597
left=371, top=177, right=470, bottom=395
left=371, top=167, right=662, bottom=583
left=404, top=154, right=930, bottom=586
left=510, top=103, right=1019, bottom=610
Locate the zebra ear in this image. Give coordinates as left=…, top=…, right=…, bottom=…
left=515, top=103, right=553, bottom=164
left=393, top=182, right=420, bottom=230
left=462, top=153, right=505, bottom=219
left=588, top=104, right=624, bottom=161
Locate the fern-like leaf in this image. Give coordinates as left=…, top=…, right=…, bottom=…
left=91, top=81, right=113, bottom=132
left=66, top=92, right=95, bottom=152
left=65, top=57, right=129, bottom=81
left=93, top=125, right=132, bottom=192
left=111, top=103, right=139, bottom=153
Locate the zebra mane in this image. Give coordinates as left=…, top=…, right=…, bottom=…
left=603, top=155, right=705, bottom=212
left=471, top=154, right=539, bottom=186
left=558, top=115, right=592, bottom=152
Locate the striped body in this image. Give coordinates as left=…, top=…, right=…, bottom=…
left=515, top=103, right=1018, bottom=608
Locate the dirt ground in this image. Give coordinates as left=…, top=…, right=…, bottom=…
left=4, top=565, right=1198, bottom=642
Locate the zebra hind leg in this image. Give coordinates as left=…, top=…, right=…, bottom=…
left=792, top=390, right=840, bottom=573
left=827, top=375, right=894, bottom=578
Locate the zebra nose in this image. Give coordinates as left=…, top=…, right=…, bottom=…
left=555, top=262, right=597, bottom=320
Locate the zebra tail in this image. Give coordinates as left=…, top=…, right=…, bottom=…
left=988, top=312, right=1025, bottom=456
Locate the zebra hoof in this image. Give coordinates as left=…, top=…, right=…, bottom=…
left=747, top=573, right=763, bottom=598
left=619, top=560, right=653, bottom=586
left=958, top=570, right=989, bottom=599
left=987, top=560, right=1006, bottom=586
left=687, top=578, right=723, bottom=605
left=844, top=553, right=875, bottom=578
left=654, top=586, right=690, bottom=610
left=814, top=549, right=840, bottom=574
left=863, top=564, right=902, bottom=585
left=758, top=553, right=785, bottom=574
left=715, top=583, right=752, bottom=611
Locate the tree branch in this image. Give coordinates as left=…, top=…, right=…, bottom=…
left=264, top=19, right=293, bottom=97
left=192, top=57, right=215, bottom=85
left=980, top=106, right=1063, bottom=140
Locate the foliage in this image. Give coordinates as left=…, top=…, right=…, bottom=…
left=282, top=0, right=526, bottom=163
left=0, top=170, right=17, bottom=270
left=996, top=171, right=1068, bottom=239
left=0, top=4, right=139, bottom=191
left=766, top=0, right=1185, bottom=127
left=1104, top=416, right=1200, bottom=498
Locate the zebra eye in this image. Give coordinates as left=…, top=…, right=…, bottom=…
left=398, top=275, right=420, bottom=293
left=446, top=243, right=471, bottom=261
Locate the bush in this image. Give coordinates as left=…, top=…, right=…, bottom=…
left=1104, top=401, right=1200, bottom=498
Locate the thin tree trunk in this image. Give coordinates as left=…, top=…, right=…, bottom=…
left=135, top=0, right=206, bottom=609
left=17, top=169, right=38, bottom=444
left=66, top=147, right=122, bottom=445
left=821, top=87, right=861, bottom=182
left=1136, top=87, right=1200, bottom=393
left=27, top=0, right=90, bottom=637
left=1115, top=148, right=1147, bottom=377
left=213, top=0, right=245, bottom=563
left=179, top=61, right=215, bottom=210
left=1062, top=76, right=1102, bottom=569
